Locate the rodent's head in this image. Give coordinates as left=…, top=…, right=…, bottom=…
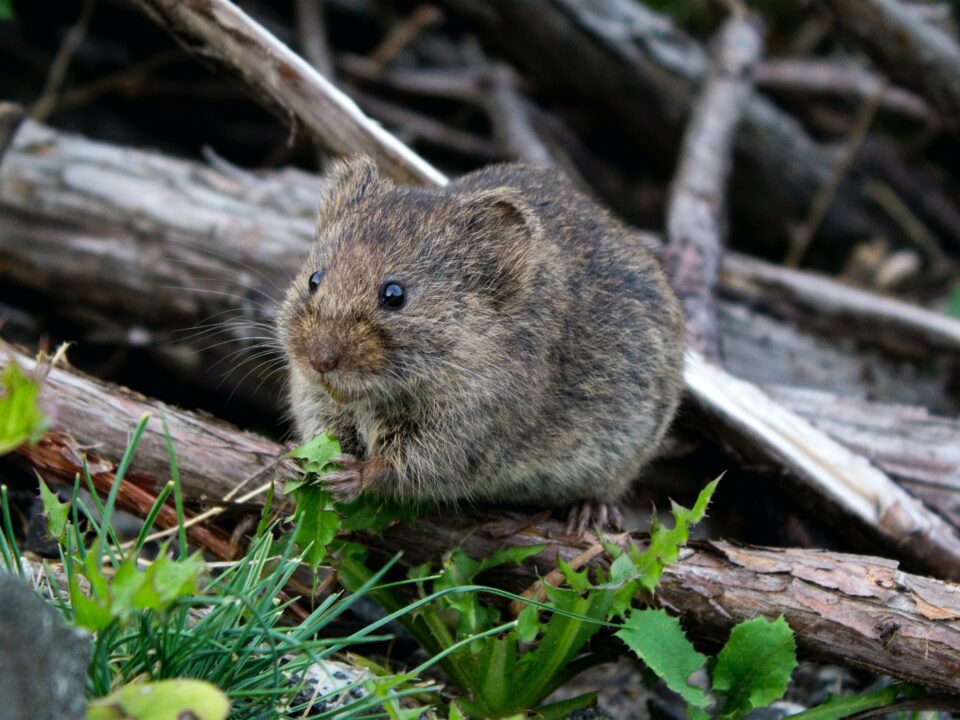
left=277, top=156, right=550, bottom=407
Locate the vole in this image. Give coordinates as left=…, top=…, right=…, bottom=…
left=277, top=157, right=684, bottom=532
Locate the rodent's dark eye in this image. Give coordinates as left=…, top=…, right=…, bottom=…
left=308, top=270, right=323, bottom=294
left=378, top=281, right=406, bottom=310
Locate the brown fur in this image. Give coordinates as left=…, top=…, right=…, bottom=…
left=276, top=157, right=685, bottom=507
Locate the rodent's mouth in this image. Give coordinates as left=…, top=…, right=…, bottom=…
left=317, top=378, right=355, bottom=405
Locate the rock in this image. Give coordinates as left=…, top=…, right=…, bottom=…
left=0, top=569, right=90, bottom=720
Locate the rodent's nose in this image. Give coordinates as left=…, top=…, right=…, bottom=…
left=308, top=344, right=340, bottom=374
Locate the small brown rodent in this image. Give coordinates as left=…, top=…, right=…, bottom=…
left=277, top=157, right=684, bottom=530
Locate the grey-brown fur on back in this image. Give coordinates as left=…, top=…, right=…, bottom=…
left=278, top=158, right=685, bottom=507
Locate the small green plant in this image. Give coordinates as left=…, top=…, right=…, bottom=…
left=0, top=357, right=49, bottom=455
left=1, top=416, right=430, bottom=719
left=282, top=428, right=928, bottom=720
left=320, top=477, right=725, bottom=719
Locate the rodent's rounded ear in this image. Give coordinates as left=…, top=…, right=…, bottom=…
left=457, top=187, right=544, bottom=243
left=456, top=187, right=545, bottom=307
left=317, top=155, right=391, bottom=221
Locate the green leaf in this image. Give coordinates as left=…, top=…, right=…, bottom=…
left=534, top=692, right=598, bottom=720
left=290, top=485, right=339, bottom=569
left=86, top=679, right=229, bottom=720
left=616, top=608, right=710, bottom=712
left=516, top=604, right=540, bottom=643
left=787, top=684, right=924, bottom=720
left=629, top=478, right=719, bottom=591
left=712, top=615, right=797, bottom=718
left=947, top=283, right=960, bottom=318
left=287, top=431, right=341, bottom=469
left=144, top=550, right=205, bottom=607
left=70, top=575, right=112, bottom=631
left=0, top=360, right=49, bottom=456
left=38, top=477, right=70, bottom=541
left=0, top=0, right=12, bottom=21
left=514, top=585, right=612, bottom=707
left=339, top=494, right=417, bottom=532
left=109, top=556, right=149, bottom=618
left=557, top=558, right=591, bottom=592
left=448, top=702, right=467, bottom=720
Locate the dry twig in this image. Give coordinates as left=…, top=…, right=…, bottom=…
left=664, top=12, right=763, bottom=359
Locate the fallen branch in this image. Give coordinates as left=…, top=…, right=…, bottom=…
left=721, top=252, right=960, bottom=357
left=686, top=350, right=960, bottom=579
left=665, top=11, right=763, bottom=359
left=131, top=0, right=445, bottom=185
left=5, top=346, right=960, bottom=693
left=815, top=0, right=960, bottom=125
left=769, top=384, right=960, bottom=527
left=755, top=58, right=932, bottom=122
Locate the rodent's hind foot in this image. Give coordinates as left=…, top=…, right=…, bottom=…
left=564, top=500, right=625, bottom=537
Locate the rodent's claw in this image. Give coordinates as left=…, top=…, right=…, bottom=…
left=565, top=500, right=625, bottom=537
left=322, top=467, right=365, bottom=503
left=331, top=453, right=359, bottom=470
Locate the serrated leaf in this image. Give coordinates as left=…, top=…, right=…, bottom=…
left=616, top=608, right=710, bottom=711
left=712, top=615, right=797, bottom=718
left=86, top=679, right=229, bottom=720
left=110, top=556, right=149, bottom=617
left=0, top=360, right=49, bottom=456
left=557, top=558, right=591, bottom=592
left=291, top=485, right=339, bottom=569
left=517, top=604, right=540, bottom=643
left=287, top=431, right=341, bottom=466
left=70, top=575, right=112, bottom=631
left=38, top=477, right=70, bottom=541
left=146, top=550, right=205, bottom=607
left=629, top=478, right=719, bottom=591
left=339, top=494, right=415, bottom=532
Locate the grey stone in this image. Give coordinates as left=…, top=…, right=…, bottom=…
left=0, top=570, right=90, bottom=720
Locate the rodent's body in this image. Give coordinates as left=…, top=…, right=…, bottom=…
left=278, top=158, right=684, bottom=511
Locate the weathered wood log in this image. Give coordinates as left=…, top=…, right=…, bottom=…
left=768, top=384, right=960, bottom=527
left=814, top=0, right=960, bottom=125
left=5, top=346, right=960, bottom=694
left=3, top=119, right=960, bottom=573
left=665, top=12, right=763, bottom=360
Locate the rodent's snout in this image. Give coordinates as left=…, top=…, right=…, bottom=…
left=307, top=339, right=341, bottom=374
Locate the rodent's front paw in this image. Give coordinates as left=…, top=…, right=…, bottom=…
left=323, top=454, right=393, bottom=503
